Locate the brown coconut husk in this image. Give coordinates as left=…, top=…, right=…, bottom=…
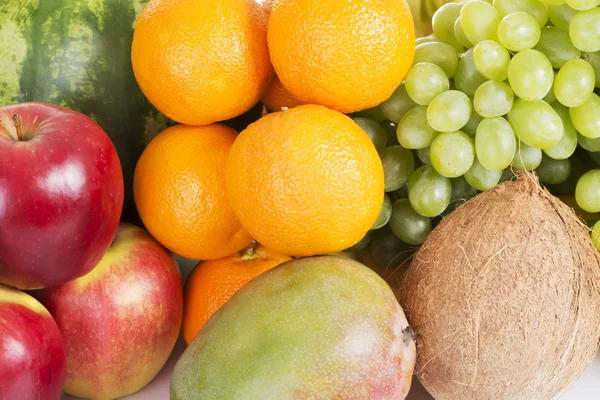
left=399, top=173, right=600, bottom=400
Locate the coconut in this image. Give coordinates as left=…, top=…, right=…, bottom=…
left=399, top=174, right=600, bottom=400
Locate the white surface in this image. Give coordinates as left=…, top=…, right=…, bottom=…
left=66, top=257, right=600, bottom=399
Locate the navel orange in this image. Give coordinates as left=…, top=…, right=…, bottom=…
left=134, top=124, right=252, bottom=260
left=131, top=0, right=273, bottom=126
left=226, top=104, right=384, bottom=257
left=267, top=0, right=416, bottom=114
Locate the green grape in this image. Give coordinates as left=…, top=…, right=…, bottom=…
left=465, top=158, right=502, bottom=190
left=451, top=175, right=478, bottom=199
left=372, top=194, right=392, bottom=230
left=416, top=36, right=439, bottom=45
left=565, top=0, right=600, bottom=11
left=405, top=63, right=450, bottom=106
left=569, top=8, right=600, bottom=52
left=475, top=117, right=516, bottom=171
left=381, top=145, right=415, bottom=192
left=381, top=121, right=400, bottom=146
left=511, top=141, right=543, bottom=170
left=534, top=27, right=581, bottom=69
left=548, top=3, right=579, bottom=31
left=570, top=93, right=600, bottom=138
left=497, top=12, right=541, bottom=51
left=380, top=83, right=417, bottom=123
left=554, top=58, right=596, bottom=107
left=576, top=169, right=600, bottom=212
left=454, top=17, right=474, bottom=48
left=473, top=40, right=511, bottom=81
left=417, top=147, right=432, bottom=165
left=507, top=49, right=554, bottom=100
left=432, top=3, right=464, bottom=51
left=543, top=102, right=577, bottom=159
left=473, top=80, right=514, bottom=117
left=397, top=106, right=438, bottom=149
left=407, top=165, right=452, bottom=217
left=592, top=220, right=600, bottom=250
left=389, top=199, right=432, bottom=245
left=455, top=48, right=488, bottom=96
left=536, top=155, right=572, bottom=185
left=462, top=112, right=484, bottom=137
left=413, top=42, right=460, bottom=78
left=507, top=99, right=563, bottom=149
left=427, top=90, right=472, bottom=132
left=461, top=0, right=500, bottom=44
left=347, top=230, right=374, bottom=252
left=585, top=52, right=600, bottom=87
left=578, top=133, right=600, bottom=151
left=430, top=131, right=475, bottom=177
left=493, top=0, right=549, bottom=27
left=352, top=117, right=387, bottom=152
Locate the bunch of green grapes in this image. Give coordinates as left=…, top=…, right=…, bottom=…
left=350, top=0, right=600, bottom=263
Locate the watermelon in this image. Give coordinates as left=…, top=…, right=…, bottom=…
left=0, top=0, right=169, bottom=222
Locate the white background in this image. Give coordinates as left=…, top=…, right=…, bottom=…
left=65, top=256, right=600, bottom=399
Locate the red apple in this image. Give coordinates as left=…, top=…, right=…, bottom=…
left=0, top=284, right=66, bottom=400
left=37, top=223, right=183, bottom=399
left=0, top=102, right=123, bottom=289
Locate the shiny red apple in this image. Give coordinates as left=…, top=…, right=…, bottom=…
left=0, top=102, right=123, bottom=289
left=0, top=284, right=66, bottom=400
left=37, top=223, right=183, bottom=399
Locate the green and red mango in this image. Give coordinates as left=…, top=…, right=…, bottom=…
left=171, top=256, right=416, bottom=400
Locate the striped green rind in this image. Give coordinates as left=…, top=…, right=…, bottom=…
left=0, top=0, right=169, bottom=222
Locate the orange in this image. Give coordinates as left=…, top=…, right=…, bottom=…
left=226, top=104, right=384, bottom=257
left=133, top=124, right=252, bottom=260
left=267, top=0, right=416, bottom=114
left=131, top=0, right=273, bottom=126
left=261, top=74, right=303, bottom=112
left=182, top=244, right=291, bottom=343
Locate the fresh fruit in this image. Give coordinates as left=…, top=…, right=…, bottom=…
left=0, top=0, right=167, bottom=222
left=497, top=11, right=541, bottom=51
left=182, top=244, right=291, bottom=344
left=171, top=256, right=416, bottom=400
left=131, top=0, right=272, bottom=125
left=0, top=102, right=123, bottom=289
left=362, top=0, right=600, bottom=250
left=575, top=169, right=600, bottom=213
left=37, top=223, right=183, bottom=399
left=226, top=105, right=384, bottom=257
left=134, top=123, right=252, bottom=260
left=381, top=146, right=416, bottom=192
left=353, top=117, right=388, bottom=152
left=0, top=285, right=66, bottom=400
left=430, top=130, right=475, bottom=178
left=267, top=0, right=416, bottom=113
left=261, top=74, right=302, bottom=112
left=408, top=165, right=452, bottom=217
left=400, top=176, right=600, bottom=400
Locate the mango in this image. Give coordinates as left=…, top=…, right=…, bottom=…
left=170, top=256, right=416, bottom=400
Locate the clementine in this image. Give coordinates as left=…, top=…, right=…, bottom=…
left=226, top=104, right=385, bottom=257
left=267, top=0, right=416, bottom=114
left=182, top=244, right=291, bottom=344
left=261, top=74, right=302, bottom=112
left=131, top=0, right=273, bottom=126
left=134, top=124, right=252, bottom=260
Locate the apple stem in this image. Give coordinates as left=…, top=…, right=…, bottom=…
left=12, top=114, right=23, bottom=141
